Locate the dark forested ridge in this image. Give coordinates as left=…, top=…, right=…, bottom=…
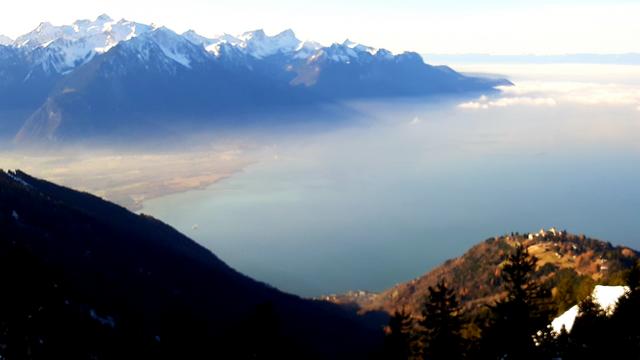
left=0, top=169, right=382, bottom=359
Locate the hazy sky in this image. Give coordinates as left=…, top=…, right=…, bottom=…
left=1, top=0, right=639, bottom=55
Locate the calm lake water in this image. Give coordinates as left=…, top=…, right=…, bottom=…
left=142, top=64, right=640, bottom=297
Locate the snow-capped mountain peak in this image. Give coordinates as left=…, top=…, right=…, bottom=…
left=317, top=43, right=361, bottom=63
left=342, top=39, right=359, bottom=48
left=239, top=29, right=266, bottom=41
left=12, top=16, right=156, bottom=73
left=143, top=26, right=198, bottom=68
left=182, top=30, right=244, bottom=56
left=206, top=41, right=246, bottom=63
left=216, top=33, right=241, bottom=44
left=15, top=22, right=70, bottom=48
left=118, top=26, right=214, bottom=70
left=96, top=14, right=113, bottom=22
left=182, top=30, right=211, bottom=46
left=274, top=29, right=297, bottom=42
left=342, top=39, right=377, bottom=55
left=0, top=35, right=12, bottom=46
left=294, top=40, right=323, bottom=59
left=374, top=48, right=394, bottom=60
left=3, top=16, right=418, bottom=77
left=16, top=15, right=152, bottom=50
left=305, top=39, right=382, bottom=64
left=237, top=28, right=301, bottom=58
left=71, top=14, right=113, bottom=37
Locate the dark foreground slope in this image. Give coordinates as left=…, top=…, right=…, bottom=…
left=0, top=170, right=382, bottom=359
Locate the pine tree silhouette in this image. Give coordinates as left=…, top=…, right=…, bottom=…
left=382, top=308, right=413, bottom=360
left=417, top=279, right=464, bottom=360
left=609, top=261, right=640, bottom=359
left=480, top=244, right=555, bottom=360
left=553, top=325, right=572, bottom=358
left=563, top=296, right=610, bottom=359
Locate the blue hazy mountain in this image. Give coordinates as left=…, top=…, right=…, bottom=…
left=0, top=45, right=62, bottom=136
left=0, top=15, right=509, bottom=142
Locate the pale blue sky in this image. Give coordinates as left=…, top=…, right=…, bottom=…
left=2, top=0, right=639, bottom=54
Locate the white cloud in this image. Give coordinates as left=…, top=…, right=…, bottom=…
left=456, top=64, right=640, bottom=111
left=459, top=95, right=557, bottom=110
left=499, top=81, right=640, bottom=107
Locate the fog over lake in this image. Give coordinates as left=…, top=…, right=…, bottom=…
left=141, top=64, right=640, bottom=296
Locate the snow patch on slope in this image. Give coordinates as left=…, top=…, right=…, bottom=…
left=551, top=285, right=629, bottom=333
left=147, top=27, right=193, bottom=68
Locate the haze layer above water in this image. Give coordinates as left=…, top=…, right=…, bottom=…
left=139, top=64, right=638, bottom=296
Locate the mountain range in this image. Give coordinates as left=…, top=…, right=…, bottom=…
left=0, top=15, right=509, bottom=143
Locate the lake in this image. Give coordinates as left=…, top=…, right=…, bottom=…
left=141, top=64, right=640, bottom=297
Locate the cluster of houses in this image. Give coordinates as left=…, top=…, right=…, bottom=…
left=528, top=227, right=567, bottom=240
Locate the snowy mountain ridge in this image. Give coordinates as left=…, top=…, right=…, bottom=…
left=0, top=34, right=12, bottom=46
left=4, top=14, right=383, bottom=74
left=1, top=14, right=510, bottom=142
left=12, top=14, right=155, bottom=73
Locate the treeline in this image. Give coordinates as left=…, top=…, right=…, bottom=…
left=381, top=245, right=640, bottom=360
left=0, top=240, right=307, bottom=359
left=1, top=170, right=379, bottom=360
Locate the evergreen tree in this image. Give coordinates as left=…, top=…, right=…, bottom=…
left=417, top=279, right=464, bottom=360
left=382, top=308, right=413, bottom=360
left=480, top=244, right=555, bottom=360
left=609, top=261, right=640, bottom=359
left=553, top=325, right=572, bottom=359
left=563, top=296, right=610, bottom=359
